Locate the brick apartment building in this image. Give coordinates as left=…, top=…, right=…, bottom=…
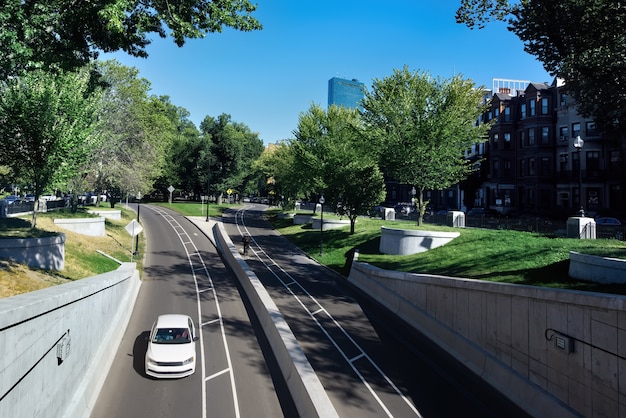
left=467, top=78, right=626, bottom=219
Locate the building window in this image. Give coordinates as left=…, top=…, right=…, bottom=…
left=541, top=127, right=550, bottom=145
left=503, top=159, right=511, bottom=177
left=504, top=132, right=511, bottom=148
left=492, top=159, right=499, bottom=177
left=560, top=93, right=567, bottom=106
left=492, top=133, right=499, bottom=150
left=541, top=97, right=549, bottom=115
left=587, top=151, right=600, bottom=171
left=610, top=151, right=622, bottom=172
left=529, top=157, right=536, bottom=176
left=572, top=122, right=581, bottom=138
left=540, top=157, right=552, bottom=176
left=529, top=99, right=536, bottom=116
left=520, top=159, right=526, bottom=177
left=559, top=126, right=568, bottom=142
left=559, top=153, right=568, bottom=173
left=504, top=107, right=511, bottom=122
left=520, top=103, right=527, bottom=119
left=586, top=121, right=598, bottom=136
left=527, top=128, right=535, bottom=146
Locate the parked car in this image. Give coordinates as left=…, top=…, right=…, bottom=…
left=23, top=194, right=35, bottom=202
left=145, top=314, right=198, bottom=379
left=2, top=195, right=20, bottom=205
left=595, top=217, right=621, bottom=225
left=466, top=207, right=485, bottom=216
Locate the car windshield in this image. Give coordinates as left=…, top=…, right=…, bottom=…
left=152, top=327, right=191, bottom=344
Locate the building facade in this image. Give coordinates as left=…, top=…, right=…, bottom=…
left=328, top=77, right=365, bottom=109
left=477, top=78, right=626, bottom=218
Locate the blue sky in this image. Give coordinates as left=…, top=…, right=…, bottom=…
left=103, top=1, right=551, bottom=145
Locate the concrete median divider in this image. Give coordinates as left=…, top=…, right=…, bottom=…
left=211, top=222, right=338, bottom=418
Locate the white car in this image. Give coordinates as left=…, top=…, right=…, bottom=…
left=145, top=314, right=198, bottom=379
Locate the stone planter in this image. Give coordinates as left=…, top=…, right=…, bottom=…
left=54, top=217, right=106, bottom=237
left=88, top=209, right=121, bottom=220
left=293, top=214, right=314, bottom=225
left=0, top=234, right=65, bottom=270
left=311, top=218, right=350, bottom=231
left=569, top=251, right=626, bottom=284
left=379, top=226, right=460, bottom=255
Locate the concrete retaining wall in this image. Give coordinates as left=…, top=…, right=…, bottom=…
left=569, top=251, right=626, bottom=284
left=293, top=214, right=314, bottom=225
left=0, top=234, right=65, bottom=270
left=311, top=218, right=350, bottom=231
left=379, top=226, right=460, bottom=255
left=87, top=209, right=122, bottom=221
left=0, top=263, right=141, bottom=418
left=54, top=217, right=106, bottom=237
left=348, top=259, right=626, bottom=418
left=212, top=222, right=338, bottom=418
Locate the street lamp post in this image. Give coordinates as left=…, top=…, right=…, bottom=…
left=135, top=191, right=142, bottom=255
left=205, top=175, right=210, bottom=222
left=319, top=195, right=325, bottom=256
left=411, top=186, right=417, bottom=224
left=573, top=136, right=585, bottom=216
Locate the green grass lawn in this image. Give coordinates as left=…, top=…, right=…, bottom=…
left=265, top=209, right=626, bottom=295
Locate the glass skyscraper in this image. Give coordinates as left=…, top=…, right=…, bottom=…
left=328, top=77, right=365, bottom=109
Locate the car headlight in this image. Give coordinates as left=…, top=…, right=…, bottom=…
left=182, top=356, right=194, bottom=365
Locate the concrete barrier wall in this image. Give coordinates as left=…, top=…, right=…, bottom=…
left=212, top=222, right=338, bottom=418
left=569, top=251, right=626, bottom=284
left=311, top=218, right=350, bottom=231
left=348, top=259, right=626, bottom=418
left=54, top=217, right=106, bottom=237
left=379, top=226, right=460, bottom=255
left=87, top=209, right=122, bottom=221
left=0, top=233, right=65, bottom=270
left=0, top=263, right=141, bottom=418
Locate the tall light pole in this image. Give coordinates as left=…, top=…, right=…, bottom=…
left=573, top=136, right=585, bottom=216
left=411, top=186, right=417, bottom=224
left=135, top=191, right=142, bottom=255
left=205, top=172, right=210, bottom=222
left=319, top=195, right=325, bottom=256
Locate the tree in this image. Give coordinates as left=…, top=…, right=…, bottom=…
left=200, top=114, right=263, bottom=202
left=0, top=69, right=103, bottom=227
left=0, top=0, right=262, bottom=81
left=89, top=61, right=177, bottom=206
left=456, top=0, right=626, bottom=140
left=253, top=142, right=301, bottom=209
left=291, top=104, right=386, bottom=234
left=361, top=66, right=490, bottom=225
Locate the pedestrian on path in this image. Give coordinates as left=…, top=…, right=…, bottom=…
left=242, top=234, right=251, bottom=255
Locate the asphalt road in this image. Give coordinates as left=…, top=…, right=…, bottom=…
left=92, top=203, right=530, bottom=417
left=92, top=205, right=291, bottom=418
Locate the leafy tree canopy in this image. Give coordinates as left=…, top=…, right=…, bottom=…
left=0, top=68, right=103, bottom=226
left=361, top=66, right=490, bottom=225
left=456, top=0, right=626, bottom=139
left=291, top=104, right=386, bottom=234
left=0, top=0, right=262, bottom=80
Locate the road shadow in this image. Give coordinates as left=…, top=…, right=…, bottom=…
left=132, top=331, right=150, bottom=377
